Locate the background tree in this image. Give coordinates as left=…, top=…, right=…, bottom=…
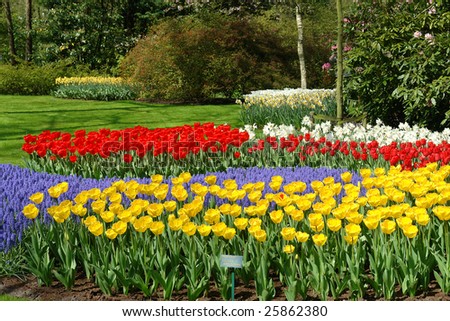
left=25, top=0, right=32, bottom=62
left=3, top=0, right=16, bottom=65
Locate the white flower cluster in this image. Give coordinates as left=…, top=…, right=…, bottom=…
left=244, top=116, right=450, bottom=145
left=238, top=88, right=335, bottom=110
left=262, top=123, right=296, bottom=138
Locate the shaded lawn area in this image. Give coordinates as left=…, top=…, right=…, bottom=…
left=0, top=95, right=242, bottom=165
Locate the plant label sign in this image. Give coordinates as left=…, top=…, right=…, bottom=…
left=220, top=255, right=243, bottom=268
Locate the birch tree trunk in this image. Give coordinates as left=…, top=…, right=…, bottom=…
left=336, top=0, right=343, bottom=121
left=25, top=0, right=33, bottom=62
left=4, top=0, right=17, bottom=65
left=296, top=3, right=307, bottom=89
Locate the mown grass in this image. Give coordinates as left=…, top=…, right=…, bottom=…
left=0, top=295, right=27, bottom=301
left=0, top=95, right=242, bottom=165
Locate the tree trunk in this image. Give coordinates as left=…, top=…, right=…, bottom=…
left=4, top=0, right=17, bottom=65
left=25, top=0, right=33, bottom=62
left=296, top=3, right=307, bottom=89
left=336, top=0, right=343, bottom=121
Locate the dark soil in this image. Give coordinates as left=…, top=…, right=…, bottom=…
left=1, top=273, right=450, bottom=301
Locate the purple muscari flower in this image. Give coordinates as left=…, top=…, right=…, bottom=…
left=0, top=165, right=362, bottom=252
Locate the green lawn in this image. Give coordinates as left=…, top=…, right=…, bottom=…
left=0, top=95, right=242, bottom=165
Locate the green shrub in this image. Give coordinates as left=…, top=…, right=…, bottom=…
left=0, top=60, right=93, bottom=95
left=344, top=1, right=450, bottom=131
left=120, top=12, right=300, bottom=102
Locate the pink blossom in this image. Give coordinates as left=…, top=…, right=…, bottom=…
left=413, top=31, right=422, bottom=38
left=425, top=33, right=434, bottom=41
left=344, top=45, right=352, bottom=52
left=322, top=63, right=331, bottom=72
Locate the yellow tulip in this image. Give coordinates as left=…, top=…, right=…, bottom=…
left=346, top=212, right=364, bottom=225
left=212, top=222, right=227, bottom=237
left=291, top=209, right=304, bottom=221
left=83, top=216, right=98, bottom=227
left=48, top=185, right=63, bottom=198
left=109, top=193, right=122, bottom=204
left=312, top=202, right=332, bottom=215
left=171, top=185, right=189, bottom=201
left=22, top=204, right=39, bottom=220
left=105, top=228, right=118, bottom=240
left=133, top=217, right=149, bottom=233
left=29, top=192, right=44, bottom=204
left=312, top=234, right=327, bottom=246
left=154, top=184, right=169, bottom=200
left=416, top=213, right=430, bottom=226
left=270, top=210, right=284, bottom=224
left=269, top=180, right=282, bottom=192
left=280, top=227, right=296, bottom=241
left=88, top=221, right=103, bottom=237
left=204, top=175, right=217, bottom=185
left=254, top=229, right=267, bottom=242
left=208, top=184, right=221, bottom=195
left=234, top=218, right=249, bottom=230
left=117, top=209, right=133, bottom=222
left=112, top=221, right=127, bottom=235
left=248, top=191, right=262, bottom=203
left=147, top=203, right=164, bottom=218
left=204, top=208, right=221, bottom=224
left=229, top=204, right=242, bottom=217
left=341, top=172, right=353, bottom=183
left=344, top=235, right=358, bottom=245
left=311, top=180, right=324, bottom=192
left=149, top=221, right=165, bottom=236
left=100, top=210, right=115, bottom=223
left=190, top=183, right=208, bottom=197
left=249, top=217, right=262, bottom=227
left=402, top=225, right=419, bottom=239
left=71, top=203, right=87, bottom=217
left=327, top=218, right=342, bottom=232
left=248, top=225, right=262, bottom=236
left=323, top=176, right=335, bottom=186
left=380, top=219, right=396, bottom=234
left=179, top=172, right=192, bottom=183
left=151, top=174, right=164, bottom=184
left=396, top=216, right=413, bottom=230
left=163, top=200, right=177, bottom=212
left=223, top=180, right=238, bottom=191
left=253, top=182, right=265, bottom=191
left=283, top=245, right=295, bottom=254
left=363, top=217, right=379, bottom=230
left=168, top=218, right=183, bottom=231
left=345, top=223, right=361, bottom=237
left=197, top=224, right=212, bottom=236
left=223, top=227, right=236, bottom=240
left=182, top=222, right=197, bottom=236
left=219, top=203, right=231, bottom=215
left=359, top=168, right=372, bottom=178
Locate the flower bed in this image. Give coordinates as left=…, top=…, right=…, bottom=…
left=238, top=89, right=336, bottom=128
left=52, top=76, right=138, bottom=101
left=22, top=123, right=450, bottom=178
left=13, top=162, right=450, bottom=300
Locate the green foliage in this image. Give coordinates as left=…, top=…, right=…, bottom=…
left=121, top=12, right=300, bottom=101
left=0, top=60, right=93, bottom=95
left=52, top=84, right=138, bottom=101
left=344, top=1, right=450, bottom=130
